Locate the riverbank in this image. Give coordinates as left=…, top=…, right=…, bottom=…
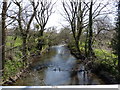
left=3, top=45, right=106, bottom=85
left=3, top=44, right=118, bottom=85
left=67, top=45, right=118, bottom=84
left=2, top=46, right=50, bottom=86
left=67, top=45, right=85, bottom=60
left=86, top=61, right=118, bottom=84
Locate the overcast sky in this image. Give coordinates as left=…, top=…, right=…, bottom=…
left=0, top=0, right=117, bottom=30
left=46, top=0, right=116, bottom=29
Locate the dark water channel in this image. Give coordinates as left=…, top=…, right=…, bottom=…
left=14, top=45, right=104, bottom=86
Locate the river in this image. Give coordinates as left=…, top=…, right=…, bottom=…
left=13, top=45, right=104, bottom=86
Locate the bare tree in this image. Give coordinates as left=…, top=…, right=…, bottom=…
left=62, top=0, right=89, bottom=59
left=88, top=0, right=93, bottom=57
left=35, top=0, right=55, bottom=50
left=85, top=0, right=111, bottom=58
left=62, top=0, right=111, bottom=59
left=8, top=0, right=39, bottom=67
left=1, top=0, right=7, bottom=70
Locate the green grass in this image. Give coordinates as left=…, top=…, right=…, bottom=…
left=68, top=41, right=118, bottom=76
left=4, top=35, right=48, bottom=81
left=94, top=49, right=117, bottom=61
left=94, top=48, right=118, bottom=74
left=4, top=36, right=23, bottom=81
left=4, top=51, right=23, bottom=81
left=6, top=36, right=22, bottom=47
left=73, top=41, right=118, bottom=68
left=79, top=41, right=117, bottom=63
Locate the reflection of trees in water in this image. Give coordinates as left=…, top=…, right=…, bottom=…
left=70, top=71, right=79, bottom=85
left=70, top=63, right=94, bottom=85
left=83, top=71, right=93, bottom=85
left=87, top=71, right=94, bottom=85
left=70, top=63, right=80, bottom=85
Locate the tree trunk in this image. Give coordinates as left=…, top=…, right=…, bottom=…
left=75, top=39, right=80, bottom=53
left=85, top=29, right=89, bottom=57
left=22, top=35, right=27, bottom=67
left=117, top=0, right=120, bottom=84
left=37, top=29, right=44, bottom=51
left=88, top=1, right=93, bottom=57
left=71, top=27, right=83, bottom=59
left=75, top=40, right=83, bottom=59
left=2, top=0, right=7, bottom=70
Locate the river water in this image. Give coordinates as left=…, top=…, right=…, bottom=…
left=13, top=45, right=104, bottom=86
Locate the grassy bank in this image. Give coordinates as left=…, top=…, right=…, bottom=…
left=4, top=36, right=23, bottom=81
left=3, top=36, right=49, bottom=84
left=67, top=42, right=118, bottom=84
left=90, top=49, right=118, bottom=84
left=6, top=36, right=22, bottom=47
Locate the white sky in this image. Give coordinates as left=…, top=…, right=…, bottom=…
left=46, top=0, right=116, bottom=29
left=0, top=0, right=117, bottom=30
left=44, top=0, right=117, bottom=29
left=45, top=0, right=64, bottom=29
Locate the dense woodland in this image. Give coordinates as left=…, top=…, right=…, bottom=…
left=0, top=0, right=120, bottom=85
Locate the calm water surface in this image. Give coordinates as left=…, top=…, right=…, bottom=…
left=13, top=45, right=104, bottom=86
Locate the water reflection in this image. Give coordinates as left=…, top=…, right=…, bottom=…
left=13, top=45, right=104, bottom=86
left=44, top=45, right=76, bottom=85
